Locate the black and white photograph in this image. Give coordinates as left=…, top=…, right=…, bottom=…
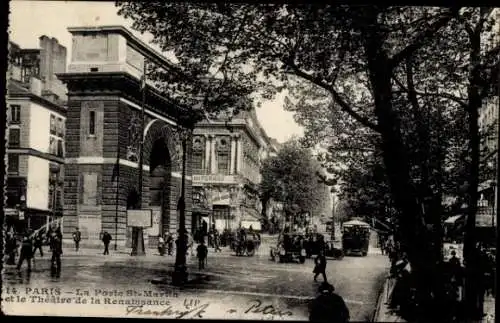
left=2, top=1, right=498, bottom=322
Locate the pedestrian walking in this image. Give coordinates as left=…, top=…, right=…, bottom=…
left=166, top=233, right=174, bottom=255
left=158, top=234, right=166, bottom=256
left=49, top=230, right=63, bottom=277
left=214, top=229, right=222, bottom=252
left=32, top=231, right=44, bottom=257
left=102, top=231, right=112, bottom=255
left=313, top=250, right=328, bottom=282
left=72, top=227, right=81, bottom=251
left=309, top=282, right=350, bottom=322
left=16, top=232, right=33, bottom=272
left=6, top=231, right=18, bottom=265
left=196, top=241, right=208, bottom=270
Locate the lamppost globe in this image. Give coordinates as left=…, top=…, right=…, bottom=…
left=49, top=163, right=61, bottom=175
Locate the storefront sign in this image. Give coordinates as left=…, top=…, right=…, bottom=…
left=192, top=174, right=236, bottom=184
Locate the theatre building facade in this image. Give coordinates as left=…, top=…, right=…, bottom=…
left=191, top=109, right=278, bottom=233
left=58, top=26, right=194, bottom=248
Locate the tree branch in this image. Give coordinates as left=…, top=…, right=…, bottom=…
left=285, top=60, right=381, bottom=133
left=392, top=76, right=469, bottom=108
left=405, top=56, right=421, bottom=112
left=389, top=8, right=460, bottom=69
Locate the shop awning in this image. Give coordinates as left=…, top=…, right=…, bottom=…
left=241, top=221, right=261, bottom=231
left=343, top=219, right=370, bottom=227
left=444, top=215, right=464, bottom=224
left=476, top=213, right=496, bottom=227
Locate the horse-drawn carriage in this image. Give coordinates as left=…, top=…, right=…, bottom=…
left=231, top=231, right=261, bottom=256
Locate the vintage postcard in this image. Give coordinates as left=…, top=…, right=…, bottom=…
left=3, top=2, right=497, bottom=322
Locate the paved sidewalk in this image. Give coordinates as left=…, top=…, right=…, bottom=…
left=373, top=276, right=496, bottom=323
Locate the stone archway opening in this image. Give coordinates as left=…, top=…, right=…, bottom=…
left=149, top=137, right=172, bottom=243
left=127, top=189, right=140, bottom=210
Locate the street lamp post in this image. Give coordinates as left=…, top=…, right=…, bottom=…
left=131, top=59, right=148, bottom=256
left=172, top=128, right=191, bottom=286
left=20, top=193, right=26, bottom=230
left=49, top=163, right=61, bottom=231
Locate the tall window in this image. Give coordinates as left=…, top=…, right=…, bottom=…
left=192, top=136, right=205, bottom=173
left=49, top=137, right=57, bottom=155
left=217, top=151, right=229, bottom=174
left=10, top=105, right=21, bottom=124
left=89, top=111, right=96, bottom=135
left=57, top=139, right=64, bottom=158
left=216, top=137, right=230, bottom=174
left=192, top=151, right=203, bottom=173
left=50, top=114, right=56, bottom=135
left=8, top=128, right=20, bottom=147
left=57, top=117, right=64, bottom=137
left=8, top=154, right=19, bottom=175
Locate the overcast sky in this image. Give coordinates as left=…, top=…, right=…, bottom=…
left=9, top=0, right=304, bottom=143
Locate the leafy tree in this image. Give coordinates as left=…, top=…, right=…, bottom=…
left=259, top=140, right=330, bottom=225
left=116, top=4, right=499, bottom=319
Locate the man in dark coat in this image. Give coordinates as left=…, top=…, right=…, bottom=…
left=32, top=231, right=44, bottom=257
left=49, top=230, right=63, bottom=276
left=72, top=227, right=82, bottom=251
left=213, top=229, right=222, bottom=252
left=196, top=241, right=208, bottom=270
left=313, top=250, right=328, bottom=282
left=16, top=232, right=33, bottom=272
left=166, top=232, right=174, bottom=255
left=102, top=231, right=112, bottom=255
left=309, top=282, right=350, bottom=322
left=6, top=231, right=18, bottom=265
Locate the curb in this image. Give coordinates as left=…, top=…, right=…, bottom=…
left=372, top=277, right=390, bottom=322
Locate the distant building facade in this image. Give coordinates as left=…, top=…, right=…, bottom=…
left=477, top=8, right=500, bottom=228
left=191, top=109, right=277, bottom=233
left=5, top=37, right=67, bottom=233
left=58, top=25, right=194, bottom=248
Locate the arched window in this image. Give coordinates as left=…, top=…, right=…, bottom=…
left=192, top=136, right=205, bottom=174
left=216, top=137, right=230, bottom=174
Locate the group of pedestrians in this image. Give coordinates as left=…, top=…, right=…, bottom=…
left=8, top=226, right=64, bottom=277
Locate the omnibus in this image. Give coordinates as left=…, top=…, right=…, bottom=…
left=342, top=219, right=370, bottom=256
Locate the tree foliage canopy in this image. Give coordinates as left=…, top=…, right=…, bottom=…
left=260, top=140, right=330, bottom=218
left=116, top=4, right=499, bottom=319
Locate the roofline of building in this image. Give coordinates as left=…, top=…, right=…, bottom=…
left=67, top=25, right=177, bottom=73
left=7, top=80, right=67, bottom=116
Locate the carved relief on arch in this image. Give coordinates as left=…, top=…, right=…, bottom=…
left=216, top=136, right=231, bottom=152
left=126, top=110, right=142, bottom=163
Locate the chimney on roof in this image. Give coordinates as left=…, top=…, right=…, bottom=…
left=39, top=35, right=67, bottom=101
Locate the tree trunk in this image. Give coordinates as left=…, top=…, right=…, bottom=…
left=363, top=21, right=445, bottom=320
left=462, top=24, right=483, bottom=320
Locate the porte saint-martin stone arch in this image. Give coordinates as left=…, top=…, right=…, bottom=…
left=142, top=119, right=185, bottom=243
left=58, top=25, right=193, bottom=248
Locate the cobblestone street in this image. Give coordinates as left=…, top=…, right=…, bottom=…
left=2, top=242, right=388, bottom=321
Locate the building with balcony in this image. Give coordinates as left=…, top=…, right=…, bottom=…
left=191, top=109, right=278, bottom=233
left=5, top=37, right=67, bottom=233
